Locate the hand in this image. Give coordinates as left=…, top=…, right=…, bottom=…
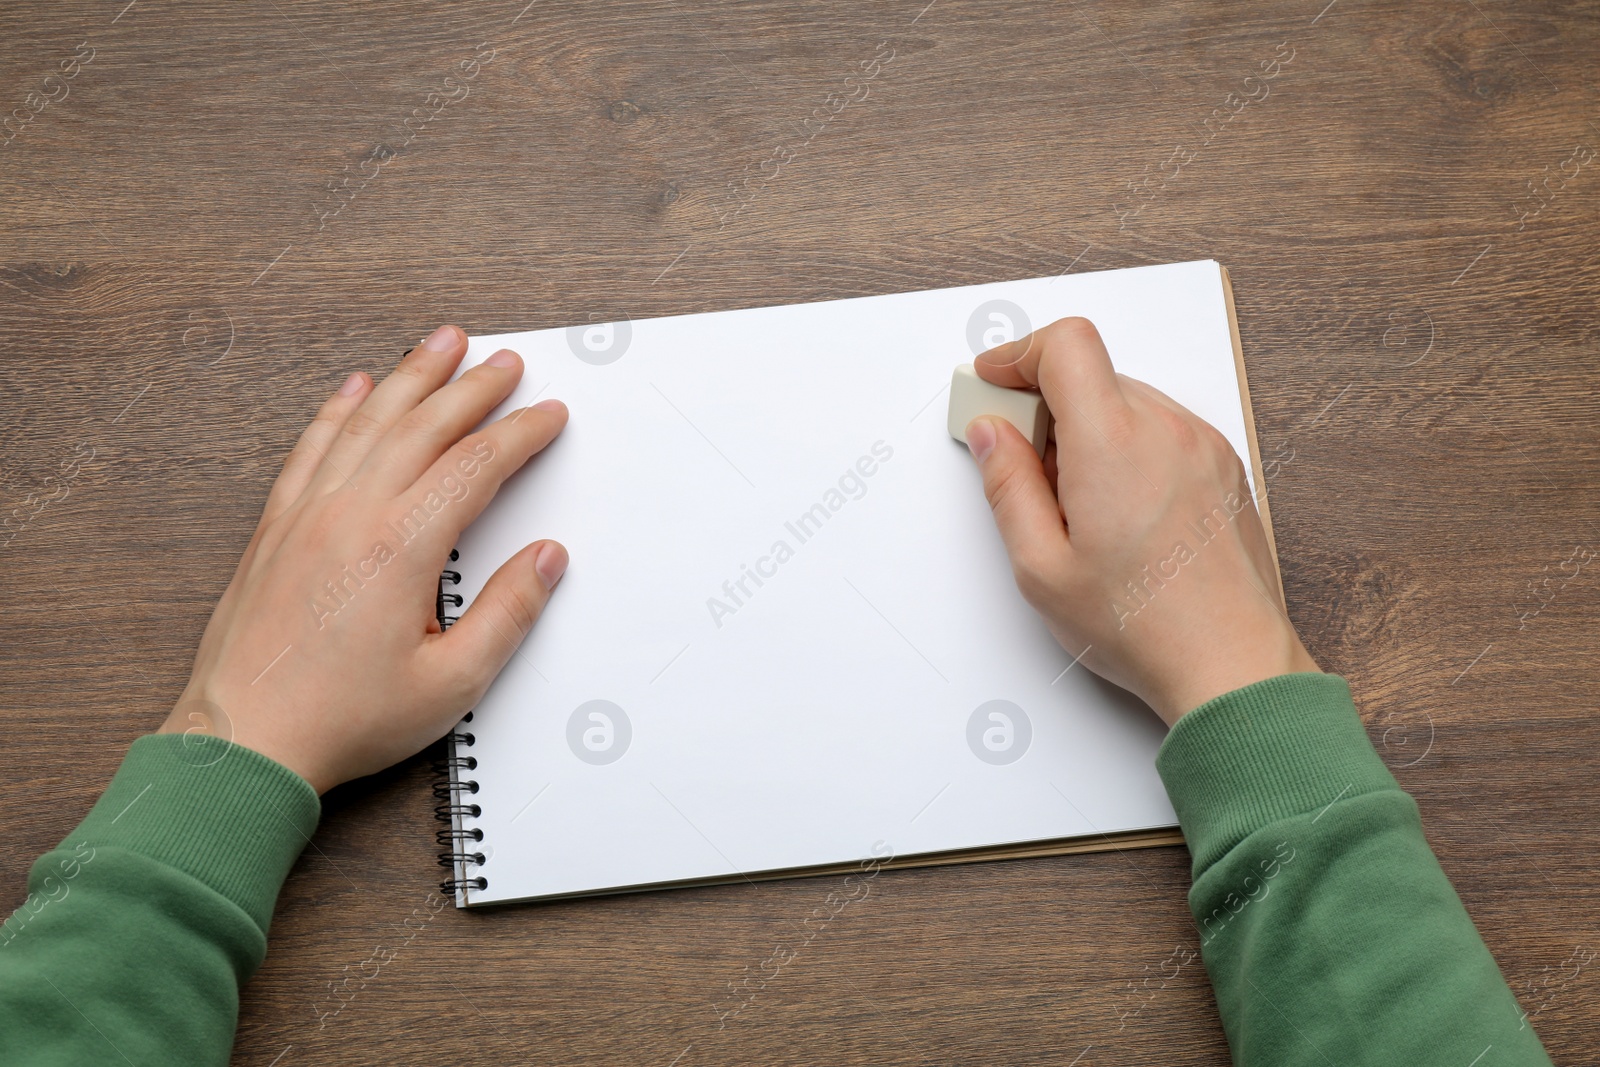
left=159, top=325, right=569, bottom=792
left=964, top=317, right=1318, bottom=726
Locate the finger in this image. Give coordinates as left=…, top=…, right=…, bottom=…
left=427, top=539, right=567, bottom=693
left=393, top=400, right=569, bottom=550
left=358, top=347, right=525, bottom=496
left=965, top=416, right=1073, bottom=596
left=311, top=324, right=468, bottom=493
left=975, top=318, right=1129, bottom=444
left=262, top=371, right=373, bottom=524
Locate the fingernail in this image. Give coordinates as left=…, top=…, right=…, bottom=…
left=966, top=418, right=997, bottom=463
left=532, top=398, right=565, bottom=413
left=485, top=348, right=519, bottom=368
left=337, top=372, right=365, bottom=397
left=534, top=542, right=568, bottom=590
left=421, top=324, right=459, bottom=352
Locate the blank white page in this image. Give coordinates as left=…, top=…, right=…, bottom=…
left=447, top=259, right=1246, bottom=905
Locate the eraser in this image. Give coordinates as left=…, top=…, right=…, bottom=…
left=947, top=363, right=1051, bottom=458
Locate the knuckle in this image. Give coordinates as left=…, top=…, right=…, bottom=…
left=309, top=391, right=349, bottom=425
left=291, top=411, right=346, bottom=460
left=450, top=433, right=498, bottom=473
left=1221, top=444, right=1248, bottom=485
left=1188, top=418, right=1244, bottom=485
left=307, top=409, right=345, bottom=435
left=1012, top=553, right=1059, bottom=602
left=1156, top=405, right=1200, bottom=454
left=390, top=358, right=434, bottom=389
left=1200, top=419, right=1231, bottom=455
left=1097, top=403, right=1140, bottom=447
left=340, top=408, right=387, bottom=442
left=982, top=460, right=1029, bottom=515
left=494, top=586, right=540, bottom=635
left=278, top=442, right=312, bottom=475
left=398, top=404, right=450, bottom=443
left=1042, top=316, right=1100, bottom=349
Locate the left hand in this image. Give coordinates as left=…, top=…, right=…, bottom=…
left=159, top=325, right=570, bottom=793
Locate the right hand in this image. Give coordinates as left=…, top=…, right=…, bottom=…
left=963, top=317, right=1319, bottom=726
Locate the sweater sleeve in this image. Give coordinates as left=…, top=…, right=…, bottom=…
left=0, top=734, right=320, bottom=1066
left=1156, top=673, right=1552, bottom=1066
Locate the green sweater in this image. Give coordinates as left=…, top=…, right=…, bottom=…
left=0, top=674, right=1553, bottom=1064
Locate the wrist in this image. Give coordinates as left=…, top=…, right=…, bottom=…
left=158, top=695, right=329, bottom=794
left=1149, top=632, right=1320, bottom=728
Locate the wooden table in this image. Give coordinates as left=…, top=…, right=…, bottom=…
left=3, top=0, right=1597, bottom=1062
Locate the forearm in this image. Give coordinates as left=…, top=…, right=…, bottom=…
left=1157, top=673, right=1552, bottom=1066
left=0, top=734, right=318, bottom=1066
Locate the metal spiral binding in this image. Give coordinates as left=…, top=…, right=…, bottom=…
left=438, top=548, right=463, bottom=630
left=433, top=547, right=487, bottom=895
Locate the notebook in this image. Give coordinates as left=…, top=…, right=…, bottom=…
left=434, top=259, right=1270, bottom=906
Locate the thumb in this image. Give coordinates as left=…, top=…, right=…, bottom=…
left=435, top=540, right=568, bottom=692
left=966, top=416, right=1071, bottom=588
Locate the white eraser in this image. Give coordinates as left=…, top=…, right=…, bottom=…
left=947, top=364, right=1051, bottom=457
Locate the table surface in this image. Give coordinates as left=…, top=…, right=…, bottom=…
left=3, top=1, right=1597, bottom=1063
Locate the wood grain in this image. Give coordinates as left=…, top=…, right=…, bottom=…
left=3, top=0, right=1598, bottom=1063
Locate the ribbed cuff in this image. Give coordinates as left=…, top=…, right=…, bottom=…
left=1155, top=673, right=1399, bottom=877
left=64, top=734, right=321, bottom=936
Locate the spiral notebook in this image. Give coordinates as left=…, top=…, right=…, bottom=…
left=434, top=260, right=1270, bottom=906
